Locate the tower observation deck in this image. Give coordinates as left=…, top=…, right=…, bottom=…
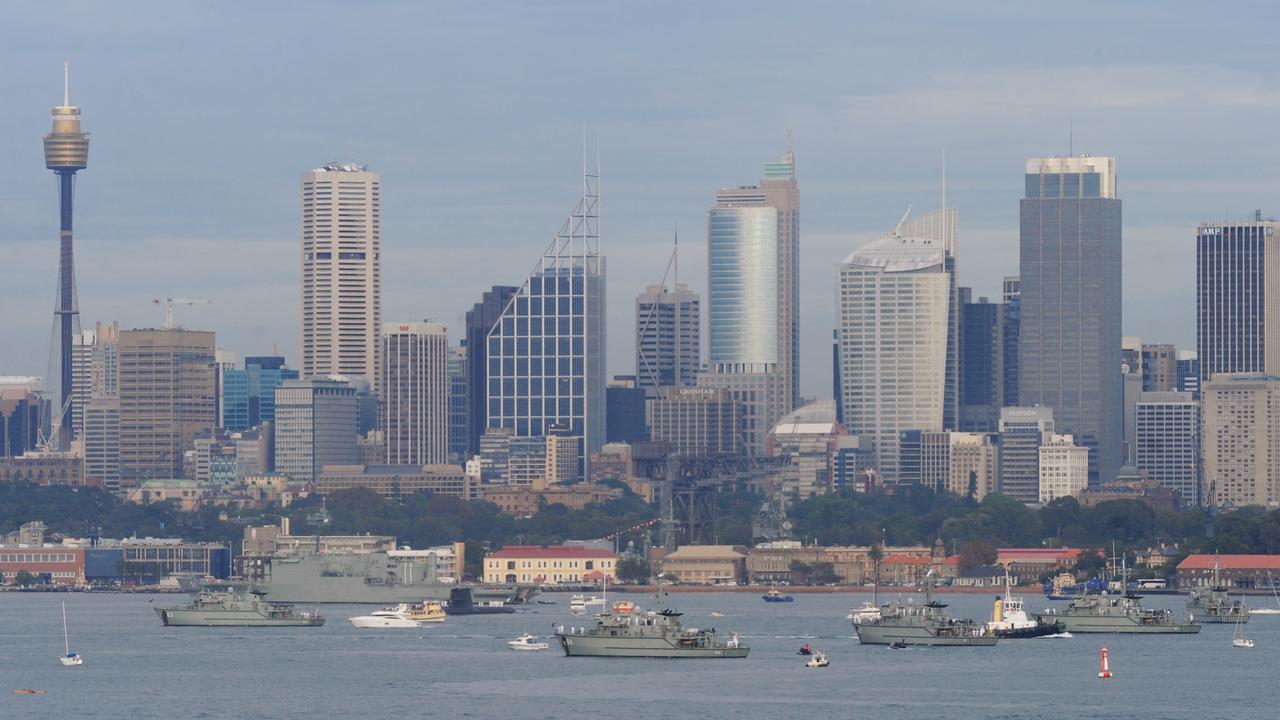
left=43, top=62, right=89, bottom=446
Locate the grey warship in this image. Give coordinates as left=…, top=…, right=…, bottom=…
left=1037, top=591, right=1200, bottom=633
left=1186, top=556, right=1248, bottom=623
left=854, top=578, right=998, bottom=647
left=556, top=595, right=749, bottom=658
left=157, top=584, right=325, bottom=627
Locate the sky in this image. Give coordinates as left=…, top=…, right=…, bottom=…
left=4, top=1, right=1280, bottom=398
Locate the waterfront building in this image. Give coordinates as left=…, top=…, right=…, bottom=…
left=837, top=209, right=953, bottom=484
left=1176, top=554, right=1280, bottom=591
left=0, top=545, right=85, bottom=585
left=300, top=163, right=382, bottom=391
left=117, top=329, right=217, bottom=486
left=998, top=406, right=1054, bottom=503
left=946, top=432, right=998, bottom=500
left=1135, top=391, right=1198, bottom=506
left=700, top=144, right=799, bottom=455
left=483, top=545, right=618, bottom=585
left=959, top=289, right=1005, bottom=432
left=1201, top=374, right=1280, bottom=507
left=1019, top=156, right=1122, bottom=486
left=447, top=345, right=468, bottom=462
left=635, top=282, right=700, bottom=394
left=606, top=376, right=648, bottom=443
left=315, top=464, right=475, bottom=500
left=82, top=396, right=121, bottom=490
left=660, top=545, right=748, bottom=585
left=43, top=64, right=90, bottom=446
left=648, top=387, right=742, bottom=456
left=746, top=542, right=955, bottom=586
left=463, top=285, right=518, bottom=456
left=381, top=322, right=448, bottom=465
left=1196, top=217, right=1280, bottom=382
left=1038, top=433, right=1089, bottom=503
left=273, top=378, right=358, bottom=483
left=484, top=164, right=605, bottom=474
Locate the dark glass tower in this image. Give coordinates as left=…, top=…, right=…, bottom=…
left=1018, top=156, right=1122, bottom=486
left=43, top=63, right=89, bottom=446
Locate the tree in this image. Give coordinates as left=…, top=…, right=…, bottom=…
left=14, top=570, right=37, bottom=586
left=958, top=540, right=997, bottom=572
left=616, top=557, right=650, bottom=584
left=868, top=543, right=884, bottom=586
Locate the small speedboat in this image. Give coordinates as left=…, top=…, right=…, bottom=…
left=508, top=633, right=549, bottom=651
left=888, top=640, right=909, bottom=650
left=763, top=588, right=794, bottom=603
left=805, top=652, right=829, bottom=668
left=798, top=645, right=813, bottom=655
left=14, top=689, right=46, bottom=695
left=710, top=611, right=726, bottom=618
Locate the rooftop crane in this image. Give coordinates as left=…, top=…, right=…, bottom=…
left=152, top=297, right=210, bottom=330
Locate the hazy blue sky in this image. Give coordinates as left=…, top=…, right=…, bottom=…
left=4, top=1, right=1280, bottom=397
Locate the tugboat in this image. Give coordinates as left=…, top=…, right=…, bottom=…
left=156, top=583, right=325, bottom=627
left=556, top=590, right=749, bottom=658
left=987, top=572, right=1059, bottom=639
left=854, top=571, right=998, bottom=647
left=1186, top=555, right=1249, bottom=623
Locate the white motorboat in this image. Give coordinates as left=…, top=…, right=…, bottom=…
left=349, top=606, right=422, bottom=628
left=507, top=633, right=549, bottom=651
left=569, top=595, right=588, bottom=614
left=710, top=611, right=726, bottom=618
left=59, top=602, right=82, bottom=667
left=805, top=651, right=829, bottom=668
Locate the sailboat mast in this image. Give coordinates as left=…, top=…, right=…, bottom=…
left=62, top=602, right=70, bottom=654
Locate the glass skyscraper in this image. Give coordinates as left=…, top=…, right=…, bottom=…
left=1195, top=218, right=1280, bottom=381
left=220, top=356, right=298, bottom=432
left=1018, top=156, right=1122, bottom=486
left=485, top=164, right=605, bottom=477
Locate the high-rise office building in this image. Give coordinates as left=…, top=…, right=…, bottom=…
left=947, top=432, right=998, bottom=501
left=1196, top=218, right=1280, bottom=382
left=274, top=378, right=359, bottom=483
left=1135, top=391, right=1199, bottom=506
left=43, top=63, right=89, bottom=447
left=117, top=329, right=217, bottom=485
left=1200, top=374, right=1280, bottom=507
left=606, top=376, right=648, bottom=443
left=300, top=164, right=382, bottom=391
left=1038, top=434, right=1089, bottom=503
left=1019, top=156, right=1122, bottom=486
left=648, top=387, right=741, bottom=456
left=837, top=210, right=953, bottom=484
left=447, top=345, right=468, bottom=462
left=464, top=286, right=518, bottom=456
left=1141, top=344, right=1178, bottom=392
left=82, top=396, right=120, bottom=491
left=998, top=406, right=1054, bottom=504
left=700, top=144, right=798, bottom=455
left=485, top=162, right=605, bottom=475
left=635, top=282, right=700, bottom=395
left=1177, top=351, right=1200, bottom=397
left=220, top=356, right=299, bottom=432
left=381, top=322, right=449, bottom=465
left=1001, top=276, right=1021, bottom=406
left=959, top=289, right=1004, bottom=432
left=0, top=386, right=42, bottom=458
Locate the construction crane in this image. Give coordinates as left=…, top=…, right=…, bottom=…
left=152, top=297, right=210, bottom=330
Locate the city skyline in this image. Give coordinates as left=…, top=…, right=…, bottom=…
left=7, top=3, right=1280, bottom=399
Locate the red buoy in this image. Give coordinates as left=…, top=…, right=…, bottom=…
left=1098, top=644, right=1112, bottom=679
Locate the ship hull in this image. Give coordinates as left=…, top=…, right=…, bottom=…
left=556, top=634, right=749, bottom=658
left=855, top=623, right=997, bottom=646
left=1035, top=614, right=1199, bottom=633
left=156, top=608, right=325, bottom=627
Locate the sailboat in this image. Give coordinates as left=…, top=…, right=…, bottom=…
left=59, top=602, right=82, bottom=667
left=1233, top=615, right=1255, bottom=648
left=1249, top=570, right=1280, bottom=616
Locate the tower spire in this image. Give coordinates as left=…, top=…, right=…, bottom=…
left=63, top=60, right=70, bottom=106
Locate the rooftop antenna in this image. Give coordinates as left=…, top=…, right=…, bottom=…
left=674, top=225, right=680, bottom=387
left=941, top=151, right=950, bottom=254
left=63, top=60, right=70, bottom=106
left=1069, top=117, right=1073, bottom=157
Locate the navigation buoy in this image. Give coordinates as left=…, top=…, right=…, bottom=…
left=1098, top=644, right=1112, bottom=679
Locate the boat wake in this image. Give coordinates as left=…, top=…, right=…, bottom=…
left=1039, top=632, right=1073, bottom=639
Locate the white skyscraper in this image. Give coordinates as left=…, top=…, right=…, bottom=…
left=836, top=209, right=953, bottom=484
left=381, top=322, right=449, bottom=465
left=301, top=164, right=382, bottom=391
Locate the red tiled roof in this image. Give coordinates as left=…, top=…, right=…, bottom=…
left=997, top=548, right=1081, bottom=560
left=488, top=545, right=618, bottom=560
left=1177, top=554, right=1280, bottom=570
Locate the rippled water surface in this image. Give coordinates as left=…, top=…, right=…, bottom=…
left=0, top=590, right=1271, bottom=719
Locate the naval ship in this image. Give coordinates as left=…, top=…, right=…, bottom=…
left=854, top=579, right=998, bottom=647
left=556, top=593, right=749, bottom=658
left=1185, top=556, right=1249, bottom=623
left=157, top=584, right=325, bottom=627
left=1036, top=559, right=1200, bottom=634
left=242, top=552, right=532, bottom=605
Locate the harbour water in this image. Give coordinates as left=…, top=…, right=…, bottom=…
left=0, top=590, right=1272, bottom=719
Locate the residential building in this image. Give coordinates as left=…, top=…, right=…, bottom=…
left=837, top=209, right=953, bottom=484
left=478, top=428, right=514, bottom=483
left=483, top=545, right=617, bottom=585
left=998, top=406, right=1054, bottom=503
left=1038, top=433, right=1089, bottom=503
left=1196, top=217, right=1280, bottom=382
left=274, top=378, right=358, bottom=482
left=117, top=329, right=216, bottom=485
left=648, top=387, right=741, bottom=456
left=484, top=168, right=606, bottom=472
left=947, top=432, right=998, bottom=500
left=315, top=464, right=475, bottom=500
left=506, top=435, right=547, bottom=487
left=1135, top=391, right=1199, bottom=506
left=700, top=144, right=798, bottom=455
left=1019, top=156, right=1122, bottom=486
left=635, top=282, right=700, bottom=394
left=381, top=322, right=449, bottom=465
left=1201, top=374, right=1280, bottom=507
left=660, top=545, right=748, bottom=585
left=463, top=285, right=518, bottom=456
left=300, top=163, right=382, bottom=391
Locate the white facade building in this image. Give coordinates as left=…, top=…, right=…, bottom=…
left=1038, top=433, right=1089, bottom=503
